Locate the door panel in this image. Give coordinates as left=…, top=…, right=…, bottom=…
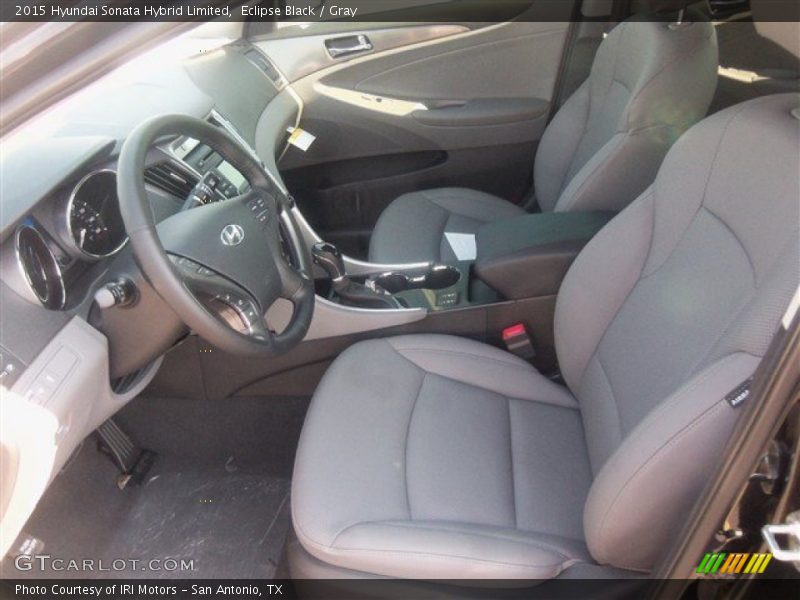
left=256, top=12, right=574, bottom=257
left=325, top=23, right=568, bottom=102
left=409, top=97, right=550, bottom=127
left=256, top=25, right=470, bottom=82
left=281, top=142, right=536, bottom=255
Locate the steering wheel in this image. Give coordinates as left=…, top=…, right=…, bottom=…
left=117, top=114, right=314, bottom=356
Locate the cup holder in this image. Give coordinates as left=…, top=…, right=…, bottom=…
left=373, top=265, right=461, bottom=294
left=423, top=265, right=461, bottom=289
left=374, top=272, right=411, bottom=294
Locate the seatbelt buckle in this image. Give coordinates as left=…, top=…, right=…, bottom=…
left=502, top=323, right=536, bottom=359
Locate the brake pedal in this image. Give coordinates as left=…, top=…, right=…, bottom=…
left=96, top=419, right=156, bottom=489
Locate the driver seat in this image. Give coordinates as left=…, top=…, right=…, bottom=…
left=291, top=94, right=800, bottom=580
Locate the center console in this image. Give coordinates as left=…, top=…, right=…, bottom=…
left=314, top=211, right=614, bottom=311
left=289, top=210, right=615, bottom=371
left=370, top=263, right=465, bottom=309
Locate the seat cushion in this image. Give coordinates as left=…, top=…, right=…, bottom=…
left=292, top=334, right=594, bottom=580
left=368, top=188, right=525, bottom=264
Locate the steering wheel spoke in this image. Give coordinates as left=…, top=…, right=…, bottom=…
left=167, top=253, right=265, bottom=335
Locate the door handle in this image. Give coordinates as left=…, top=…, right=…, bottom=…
left=325, top=34, right=373, bottom=59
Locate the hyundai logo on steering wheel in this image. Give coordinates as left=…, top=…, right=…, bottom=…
left=221, top=224, right=245, bottom=247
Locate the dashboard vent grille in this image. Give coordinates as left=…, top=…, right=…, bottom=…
left=144, top=162, right=198, bottom=199
left=231, top=42, right=286, bottom=90
left=246, top=49, right=285, bottom=86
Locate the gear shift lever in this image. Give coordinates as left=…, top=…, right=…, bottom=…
left=311, top=242, right=398, bottom=309
left=311, top=242, right=346, bottom=284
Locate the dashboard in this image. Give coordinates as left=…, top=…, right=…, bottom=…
left=13, top=169, right=127, bottom=312
left=0, top=41, right=302, bottom=556
left=0, top=39, right=300, bottom=386
left=67, top=170, right=127, bottom=259
left=7, top=114, right=262, bottom=317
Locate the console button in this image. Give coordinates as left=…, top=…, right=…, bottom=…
left=435, top=291, right=459, bottom=307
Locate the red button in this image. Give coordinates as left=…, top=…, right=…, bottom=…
left=502, top=323, right=527, bottom=341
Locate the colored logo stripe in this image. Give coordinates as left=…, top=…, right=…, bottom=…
left=744, top=553, right=772, bottom=574
left=697, top=552, right=772, bottom=574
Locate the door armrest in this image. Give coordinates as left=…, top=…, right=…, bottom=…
left=412, top=97, right=549, bottom=127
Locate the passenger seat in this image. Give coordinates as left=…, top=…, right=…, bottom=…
left=368, top=0, right=719, bottom=264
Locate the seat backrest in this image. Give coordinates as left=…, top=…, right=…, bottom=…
left=534, top=5, right=718, bottom=214
left=554, top=93, right=800, bottom=571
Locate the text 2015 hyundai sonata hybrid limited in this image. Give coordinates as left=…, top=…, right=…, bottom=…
left=0, top=1, right=799, bottom=599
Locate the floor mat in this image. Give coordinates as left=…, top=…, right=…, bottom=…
left=4, top=444, right=292, bottom=579
left=116, top=395, right=310, bottom=480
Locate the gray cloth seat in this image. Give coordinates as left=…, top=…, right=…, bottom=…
left=293, top=93, right=800, bottom=580
left=369, top=8, right=719, bottom=264
left=292, top=335, right=593, bottom=579
left=367, top=188, right=526, bottom=264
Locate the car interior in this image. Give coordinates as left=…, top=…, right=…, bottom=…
left=0, top=0, right=799, bottom=590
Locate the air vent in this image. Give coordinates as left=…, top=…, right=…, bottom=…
left=232, top=42, right=286, bottom=89
left=246, top=49, right=285, bottom=86
left=15, top=224, right=65, bottom=310
left=144, top=161, right=199, bottom=199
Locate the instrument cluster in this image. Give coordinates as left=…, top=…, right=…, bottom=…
left=65, top=170, right=127, bottom=259
left=12, top=169, right=128, bottom=311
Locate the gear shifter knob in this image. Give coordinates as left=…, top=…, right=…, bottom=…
left=311, top=242, right=346, bottom=282
left=311, top=241, right=399, bottom=309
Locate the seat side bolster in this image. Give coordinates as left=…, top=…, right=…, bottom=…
left=309, top=520, right=588, bottom=580
left=553, top=130, right=672, bottom=214
left=555, top=193, right=655, bottom=393
left=534, top=80, right=592, bottom=213
left=291, top=339, right=422, bottom=547
left=388, top=334, right=578, bottom=409
left=622, top=20, right=718, bottom=132
left=583, top=352, right=761, bottom=572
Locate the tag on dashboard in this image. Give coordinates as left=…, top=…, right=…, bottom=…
left=444, top=233, right=477, bottom=261
left=287, top=127, right=316, bottom=152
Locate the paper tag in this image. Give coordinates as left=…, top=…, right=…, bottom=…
left=444, top=232, right=477, bottom=261
left=287, top=127, right=316, bottom=152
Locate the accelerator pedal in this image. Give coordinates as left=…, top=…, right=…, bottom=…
left=96, top=418, right=156, bottom=489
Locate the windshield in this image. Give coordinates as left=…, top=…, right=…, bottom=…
left=1, top=23, right=232, bottom=149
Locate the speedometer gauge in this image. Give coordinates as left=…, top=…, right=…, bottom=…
left=68, top=170, right=127, bottom=258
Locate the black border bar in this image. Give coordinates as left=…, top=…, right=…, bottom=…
left=2, top=0, right=799, bottom=23
left=3, top=578, right=800, bottom=600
